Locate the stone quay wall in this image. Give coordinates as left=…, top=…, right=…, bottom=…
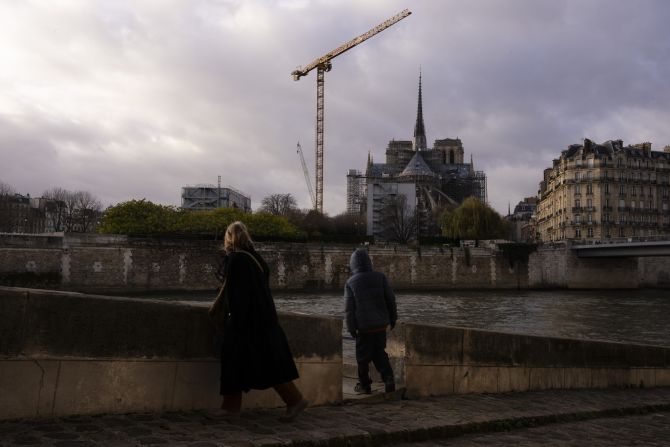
left=387, top=322, right=670, bottom=398
left=0, top=286, right=342, bottom=420
left=1, top=233, right=670, bottom=291
left=0, top=234, right=525, bottom=292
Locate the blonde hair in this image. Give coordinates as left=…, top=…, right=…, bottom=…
left=224, top=221, right=253, bottom=252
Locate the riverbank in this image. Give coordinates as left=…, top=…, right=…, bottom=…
left=3, top=233, right=670, bottom=292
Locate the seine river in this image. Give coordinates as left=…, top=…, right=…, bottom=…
left=138, top=289, right=670, bottom=348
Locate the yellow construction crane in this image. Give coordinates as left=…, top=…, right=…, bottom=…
left=292, top=9, right=412, bottom=213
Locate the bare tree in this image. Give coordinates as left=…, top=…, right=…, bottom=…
left=0, top=182, right=16, bottom=232
left=75, top=190, right=103, bottom=232
left=381, top=194, right=417, bottom=244
left=0, top=181, right=15, bottom=196
left=42, top=187, right=69, bottom=232
left=260, top=193, right=298, bottom=216
left=43, top=187, right=102, bottom=233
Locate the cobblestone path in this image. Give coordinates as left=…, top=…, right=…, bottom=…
left=396, top=412, right=670, bottom=446
left=0, top=388, right=669, bottom=446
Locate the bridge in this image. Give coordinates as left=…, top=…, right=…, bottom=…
left=571, top=237, right=670, bottom=257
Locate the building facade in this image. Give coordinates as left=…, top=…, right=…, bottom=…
left=357, top=75, right=487, bottom=240
left=537, top=139, right=670, bottom=242
left=181, top=185, right=251, bottom=212
left=506, top=196, right=538, bottom=242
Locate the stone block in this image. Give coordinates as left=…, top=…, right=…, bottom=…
left=52, top=360, right=175, bottom=416
left=0, top=360, right=59, bottom=419
left=631, top=368, right=656, bottom=388
left=453, top=366, right=498, bottom=394
left=655, top=368, right=670, bottom=386
left=497, top=367, right=530, bottom=392
left=170, top=361, right=220, bottom=410
left=405, top=365, right=455, bottom=397
left=462, top=329, right=514, bottom=366
left=562, top=368, right=591, bottom=389
left=513, top=335, right=554, bottom=367
left=291, top=361, right=342, bottom=406
left=529, top=367, right=564, bottom=390
left=280, top=313, right=342, bottom=361
left=0, top=288, right=28, bottom=356
left=405, top=324, right=463, bottom=365
left=590, top=368, right=632, bottom=388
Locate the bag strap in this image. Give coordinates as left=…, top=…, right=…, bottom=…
left=237, top=249, right=264, bottom=273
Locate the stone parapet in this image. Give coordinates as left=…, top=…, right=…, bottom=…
left=392, top=322, right=670, bottom=397
left=0, top=287, right=342, bottom=420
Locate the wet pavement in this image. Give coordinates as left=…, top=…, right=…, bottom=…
left=1, top=387, right=669, bottom=446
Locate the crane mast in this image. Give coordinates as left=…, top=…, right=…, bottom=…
left=296, top=142, right=316, bottom=209
left=292, top=9, right=411, bottom=213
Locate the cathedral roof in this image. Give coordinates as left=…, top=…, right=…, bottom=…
left=399, top=152, right=435, bottom=178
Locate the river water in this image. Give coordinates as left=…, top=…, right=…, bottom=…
left=135, top=289, right=670, bottom=348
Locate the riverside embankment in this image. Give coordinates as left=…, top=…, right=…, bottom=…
left=2, top=234, right=670, bottom=292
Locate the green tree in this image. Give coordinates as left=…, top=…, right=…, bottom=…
left=97, top=199, right=180, bottom=235
left=98, top=199, right=305, bottom=240
left=440, top=197, right=508, bottom=241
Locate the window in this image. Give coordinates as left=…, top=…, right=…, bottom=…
left=575, top=228, right=581, bottom=238
left=587, top=198, right=592, bottom=209
left=619, top=227, right=625, bottom=237
left=631, top=201, right=636, bottom=209
left=575, top=172, right=580, bottom=181
left=619, top=184, right=625, bottom=195
left=588, top=159, right=594, bottom=168
left=605, top=183, right=610, bottom=194
left=575, top=198, right=581, bottom=208
left=575, top=184, right=581, bottom=194
left=588, top=227, right=594, bottom=237
left=575, top=214, right=581, bottom=224
left=587, top=183, right=593, bottom=194
left=588, top=214, right=593, bottom=224
left=587, top=171, right=593, bottom=180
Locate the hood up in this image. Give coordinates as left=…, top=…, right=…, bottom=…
left=349, top=248, right=373, bottom=274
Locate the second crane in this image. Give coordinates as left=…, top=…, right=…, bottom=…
left=292, top=9, right=411, bottom=213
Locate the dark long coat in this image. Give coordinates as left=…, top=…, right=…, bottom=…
left=219, top=247, right=299, bottom=395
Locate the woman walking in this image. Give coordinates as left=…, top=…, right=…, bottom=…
left=211, top=221, right=308, bottom=421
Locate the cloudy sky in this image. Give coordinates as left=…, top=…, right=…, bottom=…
left=1, top=0, right=669, bottom=215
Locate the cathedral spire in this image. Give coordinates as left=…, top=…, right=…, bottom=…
left=413, top=70, right=427, bottom=151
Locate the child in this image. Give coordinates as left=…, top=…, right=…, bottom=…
left=344, top=248, right=398, bottom=394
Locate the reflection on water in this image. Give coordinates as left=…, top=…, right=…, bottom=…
left=274, top=289, right=670, bottom=347
left=128, top=289, right=670, bottom=347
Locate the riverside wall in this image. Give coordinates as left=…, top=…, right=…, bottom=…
left=1, top=234, right=669, bottom=291
left=0, top=286, right=342, bottom=420
left=387, top=322, right=670, bottom=398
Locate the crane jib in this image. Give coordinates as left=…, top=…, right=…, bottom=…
left=292, top=9, right=411, bottom=79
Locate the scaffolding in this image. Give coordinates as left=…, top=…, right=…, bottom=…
left=181, top=184, right=251, bottom=212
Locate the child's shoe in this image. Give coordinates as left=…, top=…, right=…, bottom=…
left=354, top=382, right=372, bottom=394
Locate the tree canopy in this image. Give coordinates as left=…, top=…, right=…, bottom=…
left=440, top=197, right=509, bottom=240
left=98, top=199, right=304, bottom=239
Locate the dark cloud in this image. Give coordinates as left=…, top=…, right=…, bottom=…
left=1, top=0, right=669, bottom=215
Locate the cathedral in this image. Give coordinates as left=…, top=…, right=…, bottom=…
left=348, top=74, right=487, bottom=240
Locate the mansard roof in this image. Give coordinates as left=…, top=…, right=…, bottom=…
left=560, top=139, right=670, bottom=161
left=399, top=152, right=435, bottom=178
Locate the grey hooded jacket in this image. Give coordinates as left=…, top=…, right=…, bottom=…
left=344, top=249, right=397, bottom=335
